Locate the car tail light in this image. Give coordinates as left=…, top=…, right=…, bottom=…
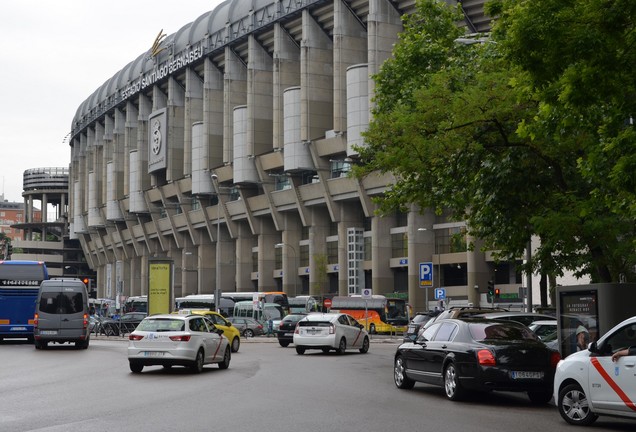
left=83, top=314, right=88, bottom=329
left=169, top=335, right=192, bottom=342
left=329, top=324, right=335, bottom=334
left=294, top=324, right=300, bottom=334
left=477, top=349, right=496, bottom=366
left=257, top=324, right=263, bottom=329
left=129, top=334, right=144, bottom=341
left=550, top=351, right=561, bottom=368
left=34, top=313, right=39, bottom=328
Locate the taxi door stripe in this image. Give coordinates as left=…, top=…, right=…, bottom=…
left=590, top=357, right=636, bottom=412
left=212, top=335, right=223, bottom=359
left=352, top=329, right=362, bottom=346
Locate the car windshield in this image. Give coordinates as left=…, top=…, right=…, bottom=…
left=412, top=314, right=430, bottom=324
left=137, top=318, right=185, bottom=332
left=469, top=322, right=538, bottom=341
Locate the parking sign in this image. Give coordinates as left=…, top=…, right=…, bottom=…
left=419, top=262, right=433, bottom=287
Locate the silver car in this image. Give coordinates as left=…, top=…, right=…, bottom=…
left=127, top=314, right=230, bottom=373
left=293, top=313, right=370, bottom=355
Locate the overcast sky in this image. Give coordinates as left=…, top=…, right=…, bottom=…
left=0, top=0, right=224, bottom=203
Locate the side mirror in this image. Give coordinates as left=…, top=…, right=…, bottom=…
left=588, top=341, right=598, bottom=353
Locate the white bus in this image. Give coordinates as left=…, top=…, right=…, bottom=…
left=232, top=300, right=285, bottom=322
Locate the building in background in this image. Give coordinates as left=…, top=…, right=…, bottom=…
left=1, top=193, right=39, bottom=245
left=9, top=168, right=95, bottom=292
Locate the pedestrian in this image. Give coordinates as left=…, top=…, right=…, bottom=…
left=267, top=318, right=274, bottom=337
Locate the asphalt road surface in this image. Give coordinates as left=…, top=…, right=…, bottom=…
left=0, top=337, right=634, bottom=432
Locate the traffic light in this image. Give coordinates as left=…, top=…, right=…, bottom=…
left=487, top=280, right=494, bottom=298
left=494, top=288, right=500, bottom=300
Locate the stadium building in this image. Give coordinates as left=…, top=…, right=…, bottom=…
left=68, top=0, right=526, bottom=312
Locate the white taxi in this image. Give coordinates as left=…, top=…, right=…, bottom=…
left=554, top=315, right=636, bottom=425
left=127, top=314, right=230, bottom=374
left=293, top=313, right=370, bottom=355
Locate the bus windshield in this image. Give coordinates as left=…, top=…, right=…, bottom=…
left=0, top=260, right=49, bottom=341
left=330, top=295, right=408, bottom=334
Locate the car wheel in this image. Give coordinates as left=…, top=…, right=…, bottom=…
left=218, top=347, right=231, bottom=369
left=359, top=336, right=370, bottom=354
left=394, top=355, right=415, bottom=389
left=279, top=341, right=290, bottom=348
left=190, top=349, right=205, bottom=373
left=527, top=390, right=552, bottom=405
left=321, top=348, right=330, bottom=353
left=296, top=346, right=306, bottom=355
left=34, top=340, right=45, bottom=350
left=558, top=383, right=598, bottom=426
left=444, top=362, right=465, bottom=401
left=244, top=329, right=254, bottom=338
left=336, top=337, right=347, bottom=354
left=231, top=336, right=240, bottom=353
left=129, top=361, right=143, bottom=374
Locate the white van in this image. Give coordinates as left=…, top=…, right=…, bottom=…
left=34, top=278, right=90, bottom=349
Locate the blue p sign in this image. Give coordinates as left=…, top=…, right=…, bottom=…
left=419, top=262, right=433, bottom=287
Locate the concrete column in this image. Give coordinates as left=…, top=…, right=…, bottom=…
left=184, top=67, right=204, bottom=176
left=247, top=34, right=274, bottom=157
left=301, top=9, right=333, bottom=141
left=257, top=219, right=278, bottom=292
left=281, top=214, right=302, bottom=297
left=367, top=0, right=402, bottom=107
left=217, top=217, right=237, bottom=295
left=204, top=58, right=224, bottom=169
left=333, top=0, right=368, bottom=133
left=223, top=47, right=247, bottom=164
left=408, top=209, right=435, bottom=312
left=273, top=23, right=300, bottom=149
left=123, top=101, right=138, bottom=196
left=235, top=223, right=253, bottom=292
left=467, top=234, right=489, bottom=307
left=309, top=207, right=330, bottom=296
left=167, top=76, right=185, bottom=182
left=371, top=214, right=393, bottom=295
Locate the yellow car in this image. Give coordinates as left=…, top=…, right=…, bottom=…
left=189, top=310, right=242, bottom=353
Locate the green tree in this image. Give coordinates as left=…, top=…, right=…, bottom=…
left=354, top=0, right=636, bottom=283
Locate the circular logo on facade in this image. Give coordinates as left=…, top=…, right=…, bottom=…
left=151, top=119, right=162, bottom=155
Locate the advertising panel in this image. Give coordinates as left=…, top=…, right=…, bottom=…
left=559, top=289, right=599, bottom=358
left=148, top=259, right=172, bottom=315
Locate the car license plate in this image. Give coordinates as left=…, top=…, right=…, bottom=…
left=511, top=371, right=544, bottom=379
left=284, top=333, right=293, bottom=336
left=11, top=326, right=28, bottom=331
left=143, top=351, right=165, bottom=357
left=40, top=330, right=58, bottom=335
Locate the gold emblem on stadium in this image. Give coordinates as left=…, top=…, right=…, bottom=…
left=150, top=29, right=167, bottom=57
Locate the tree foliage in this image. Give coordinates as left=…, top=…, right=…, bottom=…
left=354, top=0, right=636, bottom=282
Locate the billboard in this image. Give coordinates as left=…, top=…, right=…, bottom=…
left=148, top=258, right=173, bottom=315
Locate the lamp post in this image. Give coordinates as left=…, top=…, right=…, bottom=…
left=275, top=242, right=297, bottom=296
left=211, top=173, right=223, bottom=313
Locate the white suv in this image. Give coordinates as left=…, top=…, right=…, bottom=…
left=554, top=315, right=636, bottom=425
left=127, top=314, right=230, bottom=373
left=293, top=313, right=370, bottom=355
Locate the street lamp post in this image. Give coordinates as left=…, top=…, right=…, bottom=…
left=211, top=173, right=223, bottom=313
left=275, top=242, right=297, bottom=296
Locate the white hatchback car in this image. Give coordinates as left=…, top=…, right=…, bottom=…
left=554, top=315, right=636, bottom=426
left=127, top=314, right=230, bottom=373
left=293, top=313, right=370, bottom=355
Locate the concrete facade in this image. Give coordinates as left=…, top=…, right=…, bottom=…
left=67, top=0, right=529, bottom=312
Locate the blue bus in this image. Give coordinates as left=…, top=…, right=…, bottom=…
left=0, top=260, right=49, bottom=341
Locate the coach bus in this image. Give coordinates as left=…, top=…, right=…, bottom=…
left=232, top=300, right=285, bottom=323
left=222, top=291, right=289, bottom=313
left=0, top=260, right=49, bottom=341
left=289, top=295, right=319, bottom=313
left=330, top=294, right=409, bottom=334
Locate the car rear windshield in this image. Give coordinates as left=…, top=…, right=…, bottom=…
left=297, top=321, right=331, bottom=327
left=469, top=323, right=537, bottom=341
left=39, top=292, right=85, bottom=314
left=136, top=318, right=185, bottom=332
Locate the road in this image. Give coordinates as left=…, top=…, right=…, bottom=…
left=0, top=337, right=633, bottom=432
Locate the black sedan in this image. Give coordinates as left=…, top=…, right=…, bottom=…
left=276, top=313, right=307, bottom=347
left=393, top=318, right=560, bottom=404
